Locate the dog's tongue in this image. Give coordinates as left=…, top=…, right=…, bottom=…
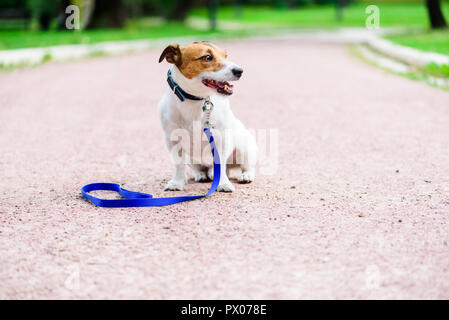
left=202, top=79, right=234, bottom=95
left=217, top=81, right=232, bottom=88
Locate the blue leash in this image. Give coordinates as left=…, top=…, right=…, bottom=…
left=81, top=127, right=220, bottom=207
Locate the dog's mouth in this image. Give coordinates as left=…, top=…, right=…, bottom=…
left=201, top=79, right=234, bottom=95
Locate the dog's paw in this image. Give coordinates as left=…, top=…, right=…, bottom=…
left=207, top=168, right=230, bottom=181
left=194, top=171, right=210, bottom=182
left=217, top=181, right=235, bottom=193
left=238, top=172, right=254, bottom=184
left=207, top=167, right=214, bottom=181
left=164, top=180, right=185, bottom=191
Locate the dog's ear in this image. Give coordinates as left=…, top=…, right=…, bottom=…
left=159, top=44, right=182, bottom=65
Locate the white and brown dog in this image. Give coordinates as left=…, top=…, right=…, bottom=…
left=158, top=41, right=257, bottom=192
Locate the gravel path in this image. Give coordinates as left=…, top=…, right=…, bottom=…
left=1, top=39, right=449, bottom=299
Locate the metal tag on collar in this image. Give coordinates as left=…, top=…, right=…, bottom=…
left=202, top=97, right=214, bottom=128
left=202, top=96, right=213, bottom=111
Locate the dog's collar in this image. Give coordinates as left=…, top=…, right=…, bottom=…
left=167, top=69, right=204, bottom=102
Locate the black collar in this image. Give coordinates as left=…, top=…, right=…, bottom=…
left=167, top=69, right=204, bottom=102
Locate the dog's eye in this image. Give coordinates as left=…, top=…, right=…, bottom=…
left=201, top=55, right=213, bottom=62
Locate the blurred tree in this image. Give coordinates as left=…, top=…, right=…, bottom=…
left=336, top=0, right=343, bottom=21
left=0, top=0, right=30, bottom=30
left=234, top=0, right=242, bottom=18
left=88, top=0, right=126, bottom=28
left=0, top=0, right=23, bottom=9
left=133, top=0, right=194, bottom=22
left=335, top=0, right=350, bottom=21
left=210, top=0, right=218, bottom=30
left=69, top=0, right=96, bottom=29
left=126, top=0, right=143, bottom=17
left=166, top=0, right=194, bottom=21
left=294, top=0, right=313, bottom=6
left=57, top=0, right=71, bottom=29
left=26, top=0, right=64, bottom=30
left=425, top=0, right=447, bottom=29
left=273, top=0, right=289, bottom=9
left=315, top=0, right=335, bottom=4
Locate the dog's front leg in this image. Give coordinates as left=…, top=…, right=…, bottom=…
left=211, top=130, right=235, bottom=193
left=165, top=163, right=186, bottom=191
left=217, top=162, right=234, bottom=193
left=164, top=139, right=187, bottom=191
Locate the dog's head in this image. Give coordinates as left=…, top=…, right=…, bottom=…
left=159, top=41, right=243, bottom=96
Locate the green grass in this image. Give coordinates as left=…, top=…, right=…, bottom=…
left=189, top=2, right=449, bottom=28
left=425, top=62, right=449, bottom=77
left=350, top=45, right=449, bottom=91
left=0, top=22, right=223, bottom=50
left=386, top=30, right=449, bottom=55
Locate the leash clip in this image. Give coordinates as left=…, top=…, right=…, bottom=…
left=202, top=96, right=214, bottom=128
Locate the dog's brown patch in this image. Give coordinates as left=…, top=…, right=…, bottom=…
left=159, top=42, right=228, bottom=79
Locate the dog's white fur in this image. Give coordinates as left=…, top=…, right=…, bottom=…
left=158, top=55, right=257, bottom=192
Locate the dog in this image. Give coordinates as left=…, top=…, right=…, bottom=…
left=158, top=41, right=257, bottom=192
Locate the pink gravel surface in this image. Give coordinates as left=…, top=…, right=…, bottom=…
left=1, top=38, right=449, bottom=299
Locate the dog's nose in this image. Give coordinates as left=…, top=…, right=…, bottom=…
left=232, top=67, right=243, bottom=78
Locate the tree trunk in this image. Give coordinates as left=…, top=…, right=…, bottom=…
left=88, top=0, right=126, bottom=29
left=80, top=0, right=96, bottom=29
left=209, top=0, right=218, bottom=30
left=167, top=0, right=193, bottom=21
left=336, top=0, right=343, bottom=21
left=57, top=0, right=71, bottom=30
left=39, top=12, right=51, bottom=30
left=425, top=0, right=447, bottom=29
left=234, top=0, right=242, bottom=18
